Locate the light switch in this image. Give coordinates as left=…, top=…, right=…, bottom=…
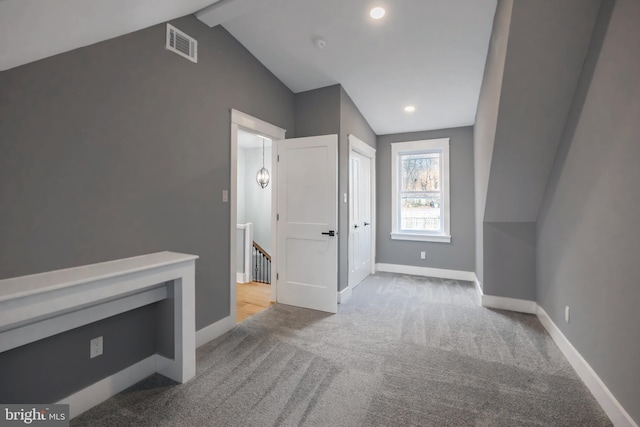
left=222, top=190, right=229, bottom=203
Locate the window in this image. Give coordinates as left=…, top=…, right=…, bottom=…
left=391, top=138, right=450, bottom=242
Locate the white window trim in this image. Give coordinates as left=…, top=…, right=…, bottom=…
left=391, top=138, right=451, bottom=243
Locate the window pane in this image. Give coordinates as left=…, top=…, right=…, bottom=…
left=400, top=192, right=441, bottom=232
left=400, top=153, right=440, bottom=192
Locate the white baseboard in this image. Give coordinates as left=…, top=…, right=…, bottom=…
left=236, top=272, right=251, bottom=283
left=59, top=315, right=235, bottom=420
left=475, top=278, right=635, bottom=425
left=195, top=315, right=235, bottom=348
left=338, top=286, right=352, bottom=304
left=481, top=294, right=537, bottom=314
left=473, top=275, right=536, bottom=315
left=59, top=355, right=159, bottom=419
left=474, top=275, right=483, bottom=295
left=376, top=263, right=476, bottom=282
left=536, top=307, right=637, bottom=427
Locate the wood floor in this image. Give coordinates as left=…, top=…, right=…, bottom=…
left=236, top=281, right=273, bottom=322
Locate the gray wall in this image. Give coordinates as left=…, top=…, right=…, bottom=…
left=484, top=0, right=600, bottom=223
left=474, top=0, right=512, bottom=285
left=537, top=0, right=640, bottom=422
left=339, top=88, right=376, bottom=290
left=294, top=85, right=341, bottom=287
left=475, top=0, right=599, bottom=301
left=295, top=85, right=375, bottom=291
left=483, top=222, right=535, bottom=300
left=0, top=304, right=159, bottom=402
left=0, top=15, right=295, bottom=401
left=0, top=15, right=295, bottom=327
left=294, top=85, right=340, bottom=138
left=377, top=127, right=475, bottom=272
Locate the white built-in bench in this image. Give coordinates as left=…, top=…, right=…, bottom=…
left=0, top=251, right=198, bottom=417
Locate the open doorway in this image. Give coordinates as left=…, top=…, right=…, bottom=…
left=236, top=129, right=274, bottom=322
left=230, top=110, right=285, bottom=324
left=229, top=110, right=338, bottom=321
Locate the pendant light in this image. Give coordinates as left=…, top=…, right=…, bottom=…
left=256, top=137, right=270, bottom=189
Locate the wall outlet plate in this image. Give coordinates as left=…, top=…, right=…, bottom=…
left=90, top=336, right=103, bottom=358
left=420, top=251, right=426, bottom=260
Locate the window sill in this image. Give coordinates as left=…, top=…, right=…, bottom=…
left=390, top=232, right=451, bottom=243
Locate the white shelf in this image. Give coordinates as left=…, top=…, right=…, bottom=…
left=0, top=251, right=198, bottom=389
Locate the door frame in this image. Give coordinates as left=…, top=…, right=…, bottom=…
left=348, top=134, right=377, bottom=290
left=230, top=109, right=286, bottom=322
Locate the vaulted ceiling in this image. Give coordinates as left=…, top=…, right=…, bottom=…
left=0, top=0, right=221, bottom=71
left=0, top=0, right=496, bottom=135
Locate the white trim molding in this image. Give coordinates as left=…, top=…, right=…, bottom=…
left=473, top=277, right=636, bottom=427
left=338, top=286, right=352, bottom=304
left=348, top=134, right=377, bottom=290
left=195, top=315, right=236, bottom=348
left=231, top=109, right=286, bottom=140
left=474, top=275, right=537, bottom=314
left=0, top=252, right=198, bottom=385
left=537, top=307, right=637, bottom=427
left=390, top=138, right=450, bottom=243
left=230, top=109, right=286, bottom=325
left=481, top=294, right=537, bottom=314
left=474, top=275, right=483, bottom=296
left=349, top=134, right=376, bottom=157
left=59, top=355, right=158, bottom=418
left=0, top=286, right=167, bottom=354
left=376, top=263, right=475, bottom=282
left=390, top=232, right=451, bottom=243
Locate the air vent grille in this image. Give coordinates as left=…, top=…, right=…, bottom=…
left=166, top=24, right=197, bottom=63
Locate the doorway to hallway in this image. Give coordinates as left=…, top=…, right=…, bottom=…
left=229, top=109, right=339, bottom=323
left=236, top=281, right=273, bottom=322
left=235, top=128, right=274, bottom=322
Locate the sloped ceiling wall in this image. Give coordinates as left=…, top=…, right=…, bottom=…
left=483, top=0, right=601, bottom=223
left=474, top=0, right=513, bottom=284
left=0, top=0, right=221, bottom=71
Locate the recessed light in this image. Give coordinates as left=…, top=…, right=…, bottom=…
left=404, top=105, right=416, bottom=113
left=370, top=7, right=386, bottom=20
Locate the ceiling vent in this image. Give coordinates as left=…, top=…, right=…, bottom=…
left=166, top=24, right=197, bottom=63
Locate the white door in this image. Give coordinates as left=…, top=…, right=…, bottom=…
left=349, top=151, right=372, bottom=288
left=277, top=135, right=338, bottom=313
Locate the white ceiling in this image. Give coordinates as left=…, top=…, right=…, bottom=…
left=212, top=0, right=497, bottom=135
left=1, top=0, right=497, bottom=136
left=0, top=0, right=221, bottom=71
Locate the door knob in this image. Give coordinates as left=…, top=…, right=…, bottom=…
left=354, top=224, right=359, bottom=228
left=321, top=230, right=336, bottom=237
left=364, top=222, right=371, bottom=226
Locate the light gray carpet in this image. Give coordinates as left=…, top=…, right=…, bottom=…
left=72, top=273, right=611, bottom=426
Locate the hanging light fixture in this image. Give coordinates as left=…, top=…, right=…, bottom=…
left=256, top=137, right=270, bottom=189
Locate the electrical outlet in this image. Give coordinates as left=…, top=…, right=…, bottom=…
left=90, top=336, right=103, bottom=359
left=565, top=306, right=570, bottom=323
left=420, top=251, right=426, bottom=260
left=222, top=190, right=228, bottom=203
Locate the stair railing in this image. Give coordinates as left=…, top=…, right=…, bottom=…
left=252, top=241, right=271, bottom=284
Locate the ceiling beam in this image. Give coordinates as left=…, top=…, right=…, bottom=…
left=196, top=0, right=280, bottom=28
